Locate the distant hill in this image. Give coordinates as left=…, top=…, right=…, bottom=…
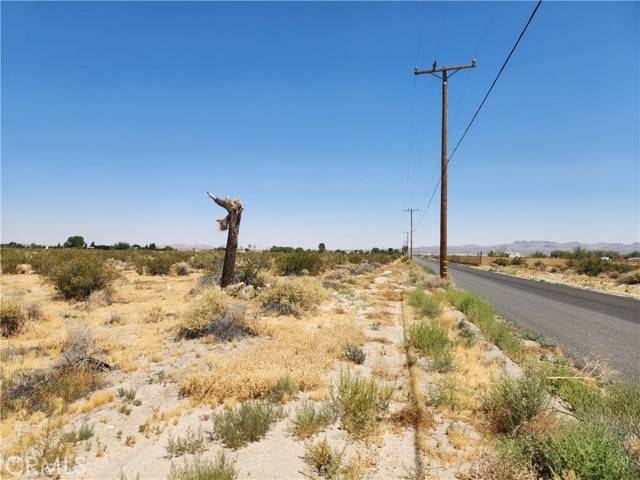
left=415, top=241, right=640, bottom=256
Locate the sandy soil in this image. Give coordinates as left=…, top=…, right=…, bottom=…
left=475, top=264, right=640, bottom=299
left=1, top=261, right=546, bottom=479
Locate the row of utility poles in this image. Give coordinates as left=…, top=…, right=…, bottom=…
left=405, top=59, right=477, bottom=278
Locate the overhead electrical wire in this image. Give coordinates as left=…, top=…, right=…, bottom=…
left=412, top=0, right=542, bottom=233
left=403, top=2, right=426, bottom=211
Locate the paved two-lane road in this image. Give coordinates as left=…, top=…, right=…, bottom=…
left=416, top=258, right=639, bottom=378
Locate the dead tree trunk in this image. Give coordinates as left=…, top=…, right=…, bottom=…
left=207, top=193, right=243, bottom=288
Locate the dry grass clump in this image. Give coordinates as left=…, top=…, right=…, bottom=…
left=617, top=269, right=640, bottom=285
left=267, top=375, right=299, bottom=403
left=178, top=288, right=250, bottom=340
left=15, top=263, right=33, bottom=274
left=257, top=277, right=327, bottom=317
left=292, top=401, right=338, bottom=439
left=165, top=427, right=206, bottom=457
left=4, top=417, right=77, bottom=475
left=1, top=298, right=27, bottom=337
left=88, top=288, right=114, bottom=306
left=464, top=452, right=536, bottom=480
left=168, top=453, right=237, bottom=480
left=180, top=320, right=363, bottom=403
left=1, top=329, right=106, bottom=417
left=303, top=438, right=344, bottom=478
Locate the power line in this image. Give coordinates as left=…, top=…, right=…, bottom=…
left=450, top=1, right=500, bottom=129
left=410, top=4, right=448, bottom=204
left=412, top=0, right=542, bottom=233
left=403, top=2, right=426, bottom=210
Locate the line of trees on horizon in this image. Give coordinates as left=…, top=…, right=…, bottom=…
left=1, top=237, right=402, bottom=255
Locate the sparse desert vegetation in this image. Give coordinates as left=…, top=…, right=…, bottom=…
left=0, top=247, right=637, bottom=479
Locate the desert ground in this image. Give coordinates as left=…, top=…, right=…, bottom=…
left=1, top=251, right=638, bottom=480
left=473, top=263, right=640, bottom=299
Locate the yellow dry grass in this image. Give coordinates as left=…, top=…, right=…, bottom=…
left=69, top=390, right=115, bottom=414
left=180, top=315, right=365, bottom=403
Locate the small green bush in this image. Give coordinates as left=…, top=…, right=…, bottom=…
left=544, top=420, right=638, bottom=480
left=46, top=255, right=116, bottom=300
left=211, top=401, right=285, bottom=449
left=168, top=453, right=237, bottom=480
left=134, top=253, right=179, bottom=275
left=407, top=320, right=452, bottom=371
left=484, top=371, right=547, bottom=434
left=494, top=258, right=510, bottom=266
left=1, top=299, right=27, bottom=337
left=303, top=438, right=344, bottom=478
left=62, top=423, right=94, bottom=444
left=277, top=251, right=322, bottom=275
left=428, top=376, right=458, bottom=409
left=572, top=256, right=607, bottom=276
left=407, top=289, right=441, bottom=319
left=292, top=401, right=338, bottom=439
left=511, top=257, right=527, bottom=266
left=457, top=319, right=476, bottom=347
left=267, top=375, right=299, bottom=403
left=342, top=343, right=366, bottom=365
left=447, top=290, right=522, bottom=359
left=165, top=427, right=206, bottom=457
left=536, top=360, right=601, bottom=417
left=331, top=370, right=393, bottom=436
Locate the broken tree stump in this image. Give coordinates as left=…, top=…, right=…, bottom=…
left=207, top=193, right=243, bottom=288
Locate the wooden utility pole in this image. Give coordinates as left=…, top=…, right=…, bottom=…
left=207, top=193, right=243, bottom=287
left=414, top=59, right=476, bottom=278
left=404, top=208, right=419, bottom=259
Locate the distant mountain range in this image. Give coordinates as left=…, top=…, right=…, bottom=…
left=415, top=241, right=640, bottom=256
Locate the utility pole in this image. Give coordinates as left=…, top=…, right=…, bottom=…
left=414, top=59, right=477, bottom=278
left=404, top=208, right=419, bottom=259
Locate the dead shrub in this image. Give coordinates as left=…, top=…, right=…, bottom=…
left=88, top=289, right=114, bottom=306
left=258, top=277, right=327, bottom=317
left=464, top=452, right=536, bottom=480
left=25, top=303, right=44, bottom=322
left=178, top=288, right=250, bottom=340
left=15, top=263, right=33, bottom=274
left=146, top=306, right=165, bottom=323
left=170, top=261, right=191, bottom=276
left=1, top=299, right=27, bottom=337
left=618, top=270, right=640, bottom=285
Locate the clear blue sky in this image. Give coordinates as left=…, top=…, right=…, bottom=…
left=2, top=1, right=638, bottom=249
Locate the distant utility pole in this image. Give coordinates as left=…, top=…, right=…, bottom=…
left=404, top=208, right=419, bottom=259
left=414, top=59, right=477, bottom=278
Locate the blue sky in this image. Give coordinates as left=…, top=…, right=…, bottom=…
left=2, top=1, right=638, bottom=249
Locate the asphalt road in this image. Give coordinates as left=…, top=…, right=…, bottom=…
left=416, top=258, right=640, bottom=379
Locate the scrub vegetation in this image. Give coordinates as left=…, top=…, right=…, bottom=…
left=1, top=246, right=636, bottom=479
